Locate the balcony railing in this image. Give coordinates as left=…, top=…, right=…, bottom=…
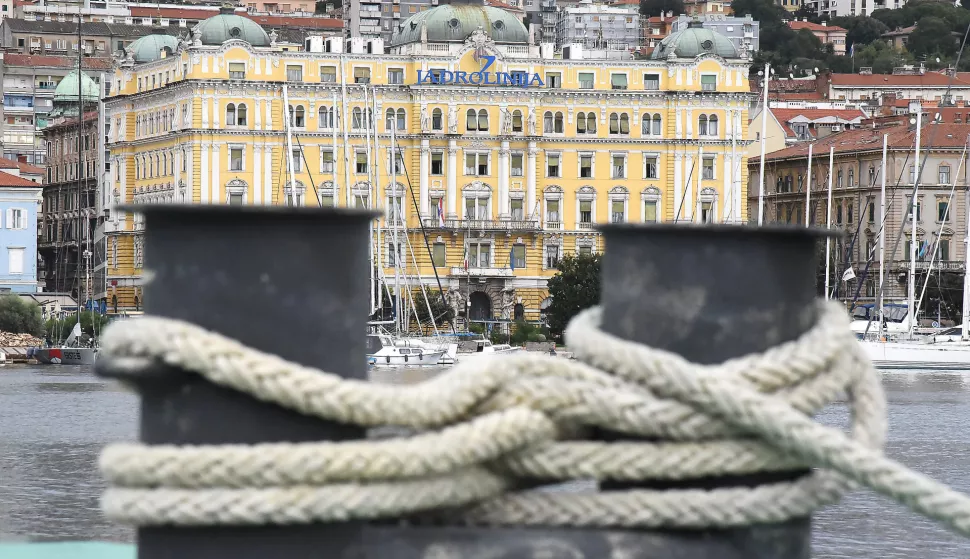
left=889, top=260, right=965, bottom=271
left=578, top=222, right=596, bottom=230
left=421, top=218, right=541, bottom=231
left=449, top=266, right=513, bottom=277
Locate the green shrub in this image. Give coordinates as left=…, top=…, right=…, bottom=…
left=0, top=295, right=42, bottom=335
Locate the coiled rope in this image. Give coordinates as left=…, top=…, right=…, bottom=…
left=97, top=301, right=970, bottom=535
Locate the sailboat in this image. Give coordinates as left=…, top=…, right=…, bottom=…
left=30, top=20, right=100, bottom=366
left=857, top=118, right=970, bottom=370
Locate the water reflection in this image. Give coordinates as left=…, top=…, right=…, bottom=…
left=2, top=365, right=970, bottom=557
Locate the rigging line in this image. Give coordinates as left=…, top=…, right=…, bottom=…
left=672, top=155, right=696, bottom=223
left=868, top=22, right=970, bottom=335
left=392, top=135, right=458, bottom=336
left=915, top=140, right=968, bottom=317
left=839, top=167, right=884, bottom=307
left=292, top=134, right=321, bottom=207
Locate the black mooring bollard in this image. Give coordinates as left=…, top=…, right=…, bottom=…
left=597, top=222, right=838, bottom=559
left=97, top=205, right=378, bottom=559
left=99, top=212, right=834, bottom=559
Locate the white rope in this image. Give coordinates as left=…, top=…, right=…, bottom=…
left=95, top=301, right=970, bottom=535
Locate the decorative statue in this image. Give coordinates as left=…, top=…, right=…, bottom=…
left=269, top=29, right=279, bottom=46
left=501, top=288, right=516, bottom=320
left=448, top=106, right=458, bottom=134
left=528, top=109, right=537, bottom=136
left=446, top=288, right=464, bottom=318
left=420, top=106, right=429, bottom=132
left=502, top=108, right=513, bottom=134
left=191, top=27, right=203, bottom=47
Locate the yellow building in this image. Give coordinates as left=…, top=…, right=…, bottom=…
left=102, top=4, right=753, bottom=322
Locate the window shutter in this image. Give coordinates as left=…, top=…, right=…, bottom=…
left=5, top=208, right=11, bottom=229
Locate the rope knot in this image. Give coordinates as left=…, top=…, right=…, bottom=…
left=95, top=301, right=970, bottom=537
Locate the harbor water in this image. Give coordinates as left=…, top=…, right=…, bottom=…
left=1, top=364, right=970, bottom=558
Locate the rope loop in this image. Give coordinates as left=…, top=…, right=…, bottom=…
left=97, top=301, right=970, bottom=536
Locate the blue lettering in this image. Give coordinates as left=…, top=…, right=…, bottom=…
left=483, top=71, right=497, bottom=85
left=456, top=71, right=469, bottom=84
left=529, top=74, right=544, bottom=87
left=441, top=71, right=454, bottom=83
left=469, top=72, right=484, bottom=85
left=415, top=70, right=543, bottom=87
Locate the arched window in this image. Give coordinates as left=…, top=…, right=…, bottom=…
left=352, top=107, right=363, bottom=129
left=652, top=114, right=662, bottom=136
left=543, top=111, right=554, bottom=133
left=577, top=112, right=596, bottom=134
left=610, top=113, right=629, bottom=134
left=554, top=112, right=563, bottom=133
left=386, top=108, right=396, bottom=130
left=318, top=106, right=333, bottom=129
left=432, top=108, right=443, bottom=130
left=512, top=110, right=523, bottom=132
left=236, top=103, right=247, bottom=126
left=477, top=109, right=488, bottom=131
left=397, top=108, right=406, bottom=130
left=698, top=115, right=708, bottom=136
left=289, top=105, right=305, bottom=128
left=708, top=114, right=718, bottom=136
left=466, top=109, right=477, bottom=130
left=226, top=103, right=237, bottom=126
left=161, top=153, right=167, bottom=175
left=641, top=113, right=651, bottom=135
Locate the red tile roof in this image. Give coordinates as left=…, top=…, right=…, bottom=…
left=0, top=156, right=45, bottom=176
left=2, top=53, right=114, bottom=69
left=486, top=0, right=525, bottom=13
left=753, top=123, right=970, bottom=163
left=127, top=7, right=343, bottom=29
left=829, top=72, right=970, bottom=87
left=0, top=170, right=43, bottom=188
left=128, top=6, right=225, bottom=19
left=789, top=21, right=846, bottom=33
left=769, top=107, right=866, bottom=139
left=245, top=14, right=343, bottom=29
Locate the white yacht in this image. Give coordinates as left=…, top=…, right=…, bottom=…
left=367, top=332, right=447, bottom=367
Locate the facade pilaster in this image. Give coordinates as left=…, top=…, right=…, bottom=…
left=498, top=140, right=510, bottom=219
left=419, top=138, right=430, bottom=216
left=527, top=141, right=538, bottom=217
left=447, top=139, right=458, bottom=218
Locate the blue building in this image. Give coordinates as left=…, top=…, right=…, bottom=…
left=0, top=171, right=42, bottom=293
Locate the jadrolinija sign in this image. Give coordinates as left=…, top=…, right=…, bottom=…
left=416, top=55, right=545, bottom=87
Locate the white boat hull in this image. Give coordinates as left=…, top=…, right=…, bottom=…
left=368, top=350, right=445, bottom=367
left=859, top=340, right=970, bottom=371
left=30, top=347, right=98, bottom=365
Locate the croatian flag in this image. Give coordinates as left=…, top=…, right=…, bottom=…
left=437, top=198, right=445, bottom=227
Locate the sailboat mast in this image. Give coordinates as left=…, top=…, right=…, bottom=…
left=757, top=62, right=769, bottom=226
left=878, top=134, right=888, bottom=341
left=363, top=86, right=375, bottom=313
left=372, top=91, right=383, bottom=314
left=390, top=124, right=402, bottom=334
left=909, top=108, right=922, bottom=337
left=282, top=84, right=297, bottom=206
left=805, top=143, right=812, bottom=227
left=824, top=147, right=834, bottom=300
left=963, top=137, right=970, bottom=340
left=76, top=11, right=84, bottom=328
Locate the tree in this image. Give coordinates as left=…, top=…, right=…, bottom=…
left=44, top=311, right=108, bottom=342
left=0, top=295, right=42, bottom=335
left=413, top=290, right=454, bottom=328
left=831, top=16, right=889, bottom=52
left=640, top=0, right=684, bottom=16
left=544, top=254, right=602, bottom=340
left=907, top=16, right=958, bottom=59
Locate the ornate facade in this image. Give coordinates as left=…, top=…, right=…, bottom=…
left=103, top=8, right=753, bottom=321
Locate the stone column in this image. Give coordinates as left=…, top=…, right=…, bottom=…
left=498, top=140, right=510, bottom=219
left=211, top=144, right=220, bottom=204
left=420, top=139, right=430, bottom=217
left=254, top=144, right=262, bottom=205
left=201, top=143, right=210, bottom=204
left=447, top=139, right=458, bottom=218
left=527, top=141, right=537, bottom=218
left=673, top=152, right=682, bottom=222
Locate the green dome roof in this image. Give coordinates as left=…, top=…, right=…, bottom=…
left=127, top=31, right=179, bottom=63
left=194, top=13, right=270, bottom=47
left=53, top=69, right=99, bottom=104
left=391, top=4, right=528, bottom=46
left=650, top=22, right=738, bottom=60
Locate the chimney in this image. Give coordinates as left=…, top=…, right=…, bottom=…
left=821, top=21, right=827, bottom=26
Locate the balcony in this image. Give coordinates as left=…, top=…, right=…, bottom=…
left=421, top=218, right=541, bottom=232
left=578, top=222, right=596, bottom=230
left=889, top=260, right=964, bottom=271
left=450, top=266, right=513, bottom=277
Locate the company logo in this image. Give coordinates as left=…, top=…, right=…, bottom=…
left=416, top=51, right=544, bottom=87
